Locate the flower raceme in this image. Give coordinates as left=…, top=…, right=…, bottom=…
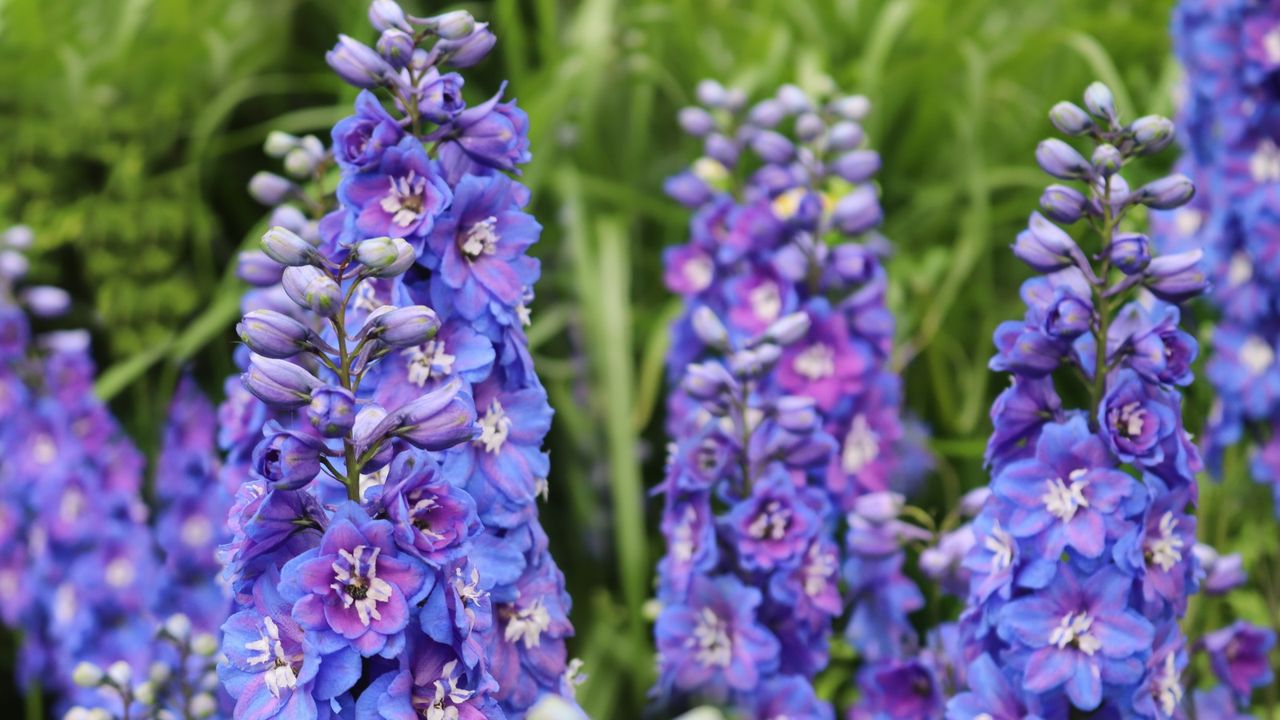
left=653, top=81, right=928, bottom=718
left=949, top=84, right=1211, bottom=718
left=216, top=3, right=582, bottom=718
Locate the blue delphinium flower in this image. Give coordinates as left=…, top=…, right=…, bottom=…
left=653, top=82, right=928, bottom=717
left=1159, top=1, right=1280, bottom=512
left=950, top=84, right=1208, bottom=717
left=216, top=4, right=583, bottom=718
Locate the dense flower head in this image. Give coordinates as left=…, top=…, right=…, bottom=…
left=653, top=81, right=930, bottom=717
left=216, top=4, right=581, bottom=718
left=950, top=84, right=1210, bottom=718
left=1161, top=0, right=1280, bottom=511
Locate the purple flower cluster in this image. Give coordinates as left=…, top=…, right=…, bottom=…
left=0, top=227, right=230, bottom=719
left=949, top=84, right=1209, bottom=718
left=1156, top=1, right=1280, bottom=514
left=216, top=4, right=580, bottom=718
left=654, top=81, right=926, bottom=717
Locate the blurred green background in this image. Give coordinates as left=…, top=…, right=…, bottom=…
left=4, top=0, right=1278, bottom=716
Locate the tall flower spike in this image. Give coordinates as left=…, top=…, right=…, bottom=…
left=1156, top=1, right=1280, bottom=518
left=949, top=84, right=1205, bottom=718
left=654, top=83, right=928, bottom=717
left=216, top=3, right=583, bottom=718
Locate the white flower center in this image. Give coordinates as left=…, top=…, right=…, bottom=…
left=793, top=342, right=835, bottom=380
left=33, top=435, right=56, bottom=465
left=985, top=522, right=1015, bottom=570
left=461, top=216, right=499, bottom=259
left=684, top=256, right=713, bottom=292
left=1049, top=611, right=1101, bottom=655
left=1174, top=208, right=1202, bottom=237
left=59, top=488, right=85, bottom=524
left=330, top=545, right=394, bottom=627
left=841, top=414, right=879, bottom=474
left=1146, top=511, right=1185, bottom=572
left=1114, top=402, right=1146, bottom=438
left=422, top=659, right=474, bottom=720
left=53, top=583, right=76, bottom=625
left=1267, top=26, right=1280, bottom=64
left=503, top=599, right=552, bottom=649
left=802, top=543, right=838, bottom=598
left=1155, top=650, right=1182, bottom=716
left=1241, top=335, right=1274, bottom=376
left=746, top=500, right=791, bottom=540
left=359, top=465, right=389, bottom=500
left=1042, top=469, right=1090, bottom=522
left=1228, top=252, right=1254, bottom=287
left=477, top=399, right=512, bottom=454
left=181, top=516, right=214, bottom=547
left=1251, top=138, right=1280, bottom=183
left=105, top=557, right=136, bottom=588
left=380, top=171, right=431, bottom=228
left=403, top=339, right=457, bottom=387
left=672, top=505, right=698, bottom=563
left=690, top=607, right=732, bottom=668
left=749, top=282, right=781, bottom=323
left=245, top=616, right=301, bottom=698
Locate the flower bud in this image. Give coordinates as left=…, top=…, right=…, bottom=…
left=107, top=661, right=132, bottom=686
left=776, top=84, right=809, bottom=112
left=369, top=378, right=476, bottom=451
left=829, top=94, right=870, bottom=121
left=723, top=88, right=747, bottom=111
left=282, top=266, right=342, bottom=317
left=148, top=662, right=171, bottom=686
left=377, top=28, right=415, bottom=69
left=1049, top=101, right=1093, bottom=136
left=830, top=150, right=880, bottom=184
left=354, top=405, right=395, bottom=469
left=695, top=79, right=729, bottom=108
left=192, top=633, right=219, bottom=656
left=763, top=312, right=811, bottom=345
left=703, top=134, right=738, bottom=167
left=751, top=130, right=794, bottom=164
left=433, top=10, right=477, bottom=40
left=72, top=662, right=104, bottom=687
left=691, top=306, right=728, bottom=348
left=960, top=487, right=990, bottom=516
left=728, top=343, right=781, bottom=377
left=682, top=361, right=735, bottom=402
left=1035, top=138, right=1091, bottom=180
left=164, top=613, right=192, bottom=640
left=852, top=491, right=904, bottom=523
left=369, top=0, right=411, bottom=32
left=1091, top=143, right=1123, bottom=176
left=238, top=309, right=311, bottom=359
left=438, top=24, right=496, bottom=68
left=1135, top=174, right=1195, bottom=210
left=832, top=244, right=876, bottom=284
left=189, top=694, right=217, bottom=719
left=243, top=354, right=321, bottom=408
left=309, top=386, right=357, bottom=438
left=262, top=226, right=318, bottom=267
left=1039, top=184, right=1087, bottom=224
left=281, top=147, right=315, bottom=178
left=248, top=172, right=295, bottom=205
left=327, top=34, right=393, bottom=88
left=369, top=305, right=441, bottom=348
left=794, top=113, right=825, bottom=142
left=0, top=251, right=26, bottom=282
left=663, top=172, right=711, bottom=207
left=253, top=422, right=323, bottom=489
left=135, top=682, right=157, bottom=705
left=1012, top=212, right=1081, bottom=272
left=1, top=225, right=33, bottom=250
left=21, top=286, right=70, bottom=317
left=1044, top=295, right=1093, bottom=338
left=832, top=185, right=882, bottom=235
left=1083, top=81, right=1117, bottom=123
left=774, top=396, right=817, bottom=432
left=1108, top=233, right=1151, bottom=275
left=355, top=236, right=415, bottom=277
left=827, top=121, right=864, bottom=151
left=41, top=330, right=90, bottom=354
left=237, top=250, right=285, bottom=287
left=747, top=99, right=787, bottom=128
left=1144, top=248, right=1207, bottom=302
left=678, top=107, right=715, bottom=137
left=263, top=131, right=299, bottom=158
left=1130, top=115, right=1175, bottom=155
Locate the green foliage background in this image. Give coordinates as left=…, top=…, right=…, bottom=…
left=3, top=0, right=1278, bottom=716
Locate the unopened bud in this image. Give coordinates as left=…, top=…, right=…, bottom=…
left=72, top=662, right=103, bottom=687
left=355, top=236, right=415, bottom=277
left=282, top=266, right=342, bottom=317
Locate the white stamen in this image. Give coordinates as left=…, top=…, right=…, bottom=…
left=1174, top=208, right=1202, bottom=237
left=1155, top=650, right=1183, bottom=716
left=1146, top=511, right=1185, bottom=572
left=841, top=414, right=880, bottom=474
left=1048, top=611, right=1101, bottom=656
left=329, top=545, right=394, bottom=627
left=802, top=543, right=838, bottom=598
left=105, top=557, right=136, bottom=588
left=684, top=256, right=713, bottom=292
left=1241, top=335, right=1275, bottom=376
left=403, top=339, right=457, bottom=387
left=379, top=172, right=431, bottom=228
left=181, top=516, right=214, bottom=547
left=245, top=617, right=301, bottom=698
left=1228, top=252, right=1254, bottom=287
left=749, top=282, right=781, bottom=323
left=746, top=500, right=791, bottom=541
left=503, top=599, right=552, bottom=648
left=1042, top=469, right=1090, bottom=523
left=477, top=399, right=512, bottom=454
left=1251, top=138, right=1280, bottom=183
left=985, top=522, right=1015, bottom=570
left=1266, top=26, right=1280, bottom=64
left=461, top=216, right=500, bottom=259
left=689, top=607, right=732, bottom=668
left=793, top=342, right=835, bottom=380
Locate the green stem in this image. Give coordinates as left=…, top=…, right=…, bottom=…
left=1088, top=177, right=1115, bottom=431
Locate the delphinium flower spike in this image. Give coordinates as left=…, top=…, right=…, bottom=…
left=216, top=3, right=583, bottom=718
left=948, top=84, right=1208, bottom=718
left=655, top=81, right=927, bottom=717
